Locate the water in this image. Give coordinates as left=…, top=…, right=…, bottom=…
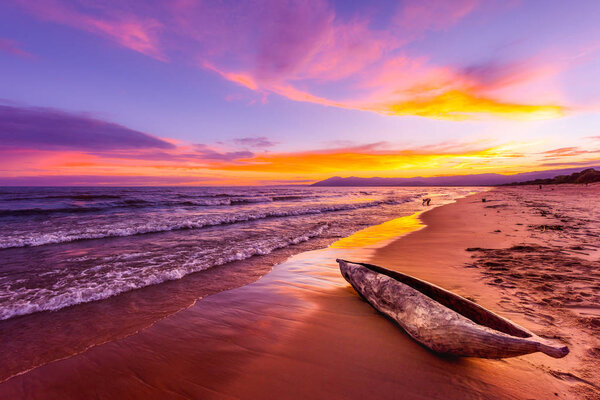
left=0, top=186, right=477, bottom=321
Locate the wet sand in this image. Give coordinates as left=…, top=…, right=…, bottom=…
left=1, top=186, right=598, bottom=399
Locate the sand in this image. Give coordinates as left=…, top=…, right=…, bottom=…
left=1, top=186, right=598, bottom=399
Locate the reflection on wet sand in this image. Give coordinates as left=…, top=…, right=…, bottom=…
left=331, top=212, right=424, bottom=249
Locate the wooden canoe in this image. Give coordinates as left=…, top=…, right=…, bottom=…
left=337, top=259, right=569, bottom=359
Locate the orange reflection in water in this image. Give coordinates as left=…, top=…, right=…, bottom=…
left=330, top=212, right=424, bottom=249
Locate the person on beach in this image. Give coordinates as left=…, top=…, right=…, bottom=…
left=422, top=198, right=431, bottom=206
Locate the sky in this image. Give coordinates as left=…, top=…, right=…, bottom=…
left=1, top=0, right=599, bottom=185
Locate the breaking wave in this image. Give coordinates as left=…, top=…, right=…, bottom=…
left=0, top=223, right=329, bottom=320
left=0, top=198, right=409, bottom=249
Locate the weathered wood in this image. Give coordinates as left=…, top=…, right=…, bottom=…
left=337, top=259, right=569, bottom=359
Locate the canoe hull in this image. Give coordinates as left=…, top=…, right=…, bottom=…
left=338, top=259, right=568, bottom=359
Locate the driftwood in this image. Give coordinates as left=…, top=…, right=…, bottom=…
left=337, top=259, right=569, bottom=359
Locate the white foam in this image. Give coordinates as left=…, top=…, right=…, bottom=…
left=0, top=224, right=329, bottom=320
left=0, top=198, right=408, bottom=249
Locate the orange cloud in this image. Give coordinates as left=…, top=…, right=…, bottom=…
left=378, top=90, right=563, bottom=120
left=5, top=138, right=599, bottom=185
left=204, top=63, right=259, bottom=91
left=0, top=101, right=588, bottom=184
left=210, top=62, right=564, bottom=120
left=204, top=143, right=527, bottom=177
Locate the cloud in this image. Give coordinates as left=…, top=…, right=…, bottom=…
left=11, top=0, right=568, bottom=120
left=192, top=144, right=253, bottom=161
left=540, top=159, right=600, bottom=168
left=258, top=179, right=315, bottom=184
left=233, top=136, right=277, bottom=148
left=0, top=109, right=533, bottom=180
left=0, top=103, right=266, bottom=183
left=0, top=101, right=592, bottom=182
left=14, top=0, right=165, bottom=60
left=538, top=146, right=600, bottom=165
left=541, top=147, right=593, bottom=157
left=203, top=142, right=526, bottom=175
left=394, top=0, right=480, bottom=36
left=0, top=37, right=34, bottom=58
left=0, top=175, right=217, bottom=186
left=379, top=90, right=563, bottom=120
left=0, top=104, right=175, bottom=151
left=459, top=59, right=552, bottom=91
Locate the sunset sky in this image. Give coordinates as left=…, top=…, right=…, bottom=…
left=1, top=0, right=599, bottom=185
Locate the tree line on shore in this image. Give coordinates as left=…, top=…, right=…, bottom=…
left=504, top=168, right=600, bottom=186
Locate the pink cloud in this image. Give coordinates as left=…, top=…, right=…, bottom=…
left=14, top=0, right=165, bottom=60
left=0, top=37, right=34, bottom=58
left=0, top=103, right=269, bottom=178
left=290, top=19, right=389, bottom=82
left=395, top=0, right=480, bottom=35
left=541, top=146, right=600, bottom=158
left=204, top=63, right=259, bottom=91
left=11, top=0, right=577, bottom=119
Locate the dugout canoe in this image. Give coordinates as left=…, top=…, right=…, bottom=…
left=337, top=259, right=568, bottom=359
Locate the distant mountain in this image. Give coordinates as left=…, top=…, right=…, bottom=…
left=311, top=166, right=600, bottom=187
left=504, top=168, right=600, bottom=186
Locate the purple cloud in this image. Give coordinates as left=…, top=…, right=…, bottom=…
left=461, top=60, right=513, bottom=87
left=193, top=144, right=253, bottom=161
left=233, top=136, right=276, bottom=148
left=0, top=105, right=174, bottom=151
left=254, top=0, right=333, bottom=80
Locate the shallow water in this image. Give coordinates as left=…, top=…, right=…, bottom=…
left=0, top=188, right=568, bottom=400
left=0, top=186, right=482, bottom=383
left=0, top=186, right=476, bottom=321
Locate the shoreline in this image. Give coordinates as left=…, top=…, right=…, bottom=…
left=1, top=187, right=598, bottom=398
left=0, top=188, right=471, bottom=385
left=368, top=186, right=599, bottom=398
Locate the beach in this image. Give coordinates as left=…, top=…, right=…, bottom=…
left=3, top=1, right=599, bottom=398
left=1, top=185, right=599, bottom=399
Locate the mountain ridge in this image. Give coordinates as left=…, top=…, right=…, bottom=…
left=311, top=166, right=600, bottom=187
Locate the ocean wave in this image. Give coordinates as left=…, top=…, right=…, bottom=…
left=48, top=194, right=124, bottom=200
left=0, top=200, right=155, bottom=216
left=0, top=198, right=234, bottom=216
left=272, top=195, right=310, bottom=201
left=0, top=206, right=106, bottom=217
left=2, top=194, right=123, bottom=201
left=229, top=197, right=273, bottom=204
left=0, top=195, right=317, bottom=216
left=0, top=224, right=329, bottom=321
left=0, top=198, right=410, bottom=248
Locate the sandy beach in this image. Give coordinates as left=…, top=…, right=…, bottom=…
left=3, top=1, right=599, bottom=398
left=1, top=186, right=599, bottom=399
